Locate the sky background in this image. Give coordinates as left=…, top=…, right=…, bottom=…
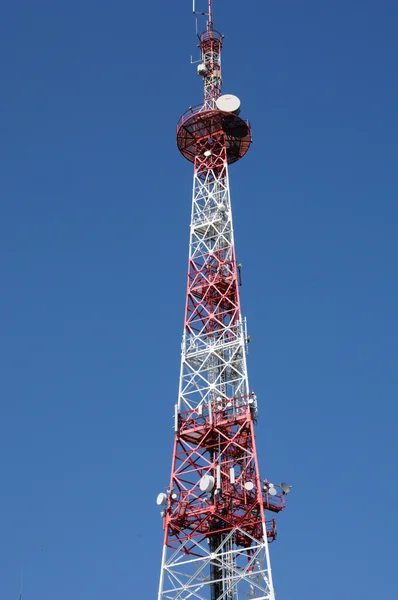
left=0, top=0, right=397, bottom=598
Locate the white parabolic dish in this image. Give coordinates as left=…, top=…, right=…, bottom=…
left=157, top=492, right=168, bottom=506
left=216, top=94, right=241, bottom=115
left=200, top=474, right=215, bottom=492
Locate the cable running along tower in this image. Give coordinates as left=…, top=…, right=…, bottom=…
left=157, top=3, right=290, bottom=599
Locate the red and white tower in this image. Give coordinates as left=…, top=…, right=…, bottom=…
left=157, top=3, right=290, bottom=599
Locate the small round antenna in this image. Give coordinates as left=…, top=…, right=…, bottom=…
left=200, top=474, right=215, bottom=492
left=157, top=492, right=168, bottom=506
left=280, top=482, right=292, bottom=494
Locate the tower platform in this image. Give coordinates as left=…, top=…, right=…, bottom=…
left=177, top=104, right=252, bottom=164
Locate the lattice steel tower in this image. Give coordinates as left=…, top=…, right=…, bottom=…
left=157, top=3, right=290, bottom=599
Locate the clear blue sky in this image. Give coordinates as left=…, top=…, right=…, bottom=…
left=0, top=0, right=397, bottom=598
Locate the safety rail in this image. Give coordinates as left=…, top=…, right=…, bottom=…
left=199, top=29, right=223, bottom=43
left=177, top=104, right=208, bottom=130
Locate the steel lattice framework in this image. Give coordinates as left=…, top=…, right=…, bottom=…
left=157, top=3, right=288, bottom=600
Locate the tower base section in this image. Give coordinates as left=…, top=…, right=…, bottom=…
left=158, top=527, right=276, bottom=600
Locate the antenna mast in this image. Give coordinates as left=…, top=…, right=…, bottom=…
left=207, top=0, right=213, bottom=30
left=157, top=2, right=291, bottom=600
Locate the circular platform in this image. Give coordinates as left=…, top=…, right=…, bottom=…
left=177, top=105, right=252, bottom=164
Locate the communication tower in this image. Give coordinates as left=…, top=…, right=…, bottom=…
left=157, top=3, right=290, bottom=599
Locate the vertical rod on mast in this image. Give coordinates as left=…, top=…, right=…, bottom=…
left=207, top=0, right=213, bottom=30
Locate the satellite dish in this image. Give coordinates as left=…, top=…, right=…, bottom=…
left=157, top=492, right=168, bottom=506
left=200, top=474, right=215, bottom=492
left=280, top=482, right=292, bottom=494
left=216, top=94, right=241, bottom=115
left=268, top=486, right=277, bottom=496
left=244, top=481, right=254, bottom=491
